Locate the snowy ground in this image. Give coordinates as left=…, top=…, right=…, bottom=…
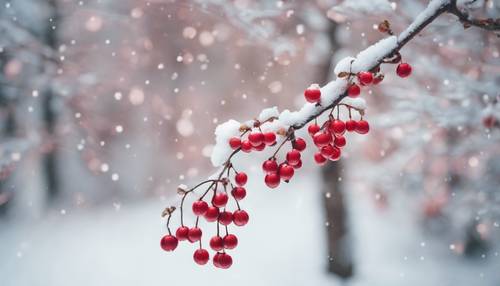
left=1, top=163, right=499, bottom=286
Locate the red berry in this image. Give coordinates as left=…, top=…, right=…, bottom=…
left=313, top=132, right=332, bottom=147
left=160, top=235, right=178, bottom=251
left=213, top=252, right=222, bottom=268
left=248, top=132, right=264, bottom=147
left=252, top=142, right=266, bottom=151
left=373, top=75, right=384, bottom=84
left=320, top=144, right=335, bottom=157
left=192, top=200, right=208, bottom=216
left=293, top=138, right=306, bottom=152
left=228, top=137, right=241, bottom=149
left=355, top=120, right=370, bottom=134
left=265, top=173, right=280, bottom=188
left=235, top=172, right=248, bottom=186
left=347, top=83, right=360, bottom=97
left=286, top=149, right=301, bottom=166
left=483, top=115, right=496, bottom=129
left=279, top=164, right=295, bottom=181
left=218, top=211, right=233, bottom=226
left=204, top=207, right=220, bottom=222
left=212, top=192, right=228, bottom=208
left=209, top=236, right=224, bottom=251
left=188, top=227, right=202, bottom=242
left=193, top=249, right=210, bottom=265
left=175, top=226, right=189, bottom=241
left=304, top=85, right=321, bottom=103
left=396, top=63, right=412, bottom=78
left=329, top=146, right=341, bottom=161
left=308, top=124, right=321, bottom=136
left=233, top=210, right=249, bottom=226
left=218, top=253, right=233, bottom=269
left=223, top=234, right=238, bottom=249
left=314, top=152, right=327, bottom=165
left=241, top=140, right=252, bottom=153
left=263, top=132, right=276, bottom=145
left=334, top=135, right=346, bottom=148
left=329, top=119, right=346, bottom=135
left=331, top=119, right=346, bottom=134
left=231, top=187, right=246, bottom=201
left=358, top=71, right=373, bottom=85
left=292, top=160, right=302, bottom=169
left=345, top=120, right=357, bottom=132
left=262, top=159, right=278, bottom=174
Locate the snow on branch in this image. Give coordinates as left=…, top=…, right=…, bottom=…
left=210, top=0, right=451, bottom=167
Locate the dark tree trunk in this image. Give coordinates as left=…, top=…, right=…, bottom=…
left=41, top=0, right=60, bottom=203
left=0, top=53, right=16, bottom=216
left=317, top=23, right=354, bottom=279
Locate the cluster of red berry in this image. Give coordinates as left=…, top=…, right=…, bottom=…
left=160, top=172, right=250, bottom=269
left=160, top=61, right=414, bottom=269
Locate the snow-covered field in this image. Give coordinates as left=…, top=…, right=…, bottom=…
left=1, top=164, right=499, bottom=286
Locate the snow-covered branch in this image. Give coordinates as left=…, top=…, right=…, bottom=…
left=160, top=0, right=500, bottom=268
left=210, top=0, right=452, bottom=167
left=448, top=0, right=500, bottom=31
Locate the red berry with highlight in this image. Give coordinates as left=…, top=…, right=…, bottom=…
left=286, top=149, right=301, bottom=166
left=329, top=146, right=341, bottom=161
left=279, top=164, right=295, bottom=181
left=193, top=249, right=210, bottom=265
left=241, top=140, right=252, bottom=153
left=348, top=83, right=360, bottom=97
left=396, top=63, right=412, bottom=78
left=356, top=120, right=370, bottom=134
left=160, top=235, right=178, bottom=252
left=175, top=226, right=189, bottom=241
left=188, top=227, right=202, bottom=242
left=334, top=135, right=346, bottom=148
left=320, top=144, right=335, bottom=157
left=248, top=132, right=264, bottom=147
left=253, top=142, right=266, bottom=151
left=231, top=187, right=246, bottom=201
left=218, top=253, right=233, bottom=269
left=218, top=211, right=233, bottom=226
left=212, top=192, right=228, bottom=208
left=313, top=132, right=332, bottom=147
left=263, top=132, right=276, bottom=145
left=329, top=119, right=346, bottom=135
left=209, top=236, right=224, bottom=251
left=229, top=137, right=241, bottom=149
left=358, top=71, right=373, bottom=85
left=293, top=138, right=307, bottom=152
left=293, top=160, right=302, bottom=169
left=345, top=120, right=357, bottom=132
left=265, top=173, right=280, bottom=188
left=204, top=207, right=220, bottom=222
left=192, top=200, right=209, bottom=216
left=235, top=172, right=248, bottom=186
left=262, top=159, right=278, bottom=174
left=223, top=234, right=238, bottom=249
left=233, top=210, right=249, bottom=226
left=314, top=152, right=327, bottom=165
left=304, top=85, right=321, bottom=103
left=308, top=124, right=320, bottom=136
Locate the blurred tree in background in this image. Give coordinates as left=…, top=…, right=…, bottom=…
left=0, top=0, right=499, bottom=283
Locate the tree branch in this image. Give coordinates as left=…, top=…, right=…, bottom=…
left=448, top=0, right=500, bottom=31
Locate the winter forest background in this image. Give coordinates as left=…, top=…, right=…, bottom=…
left=1, top=0, right=499, bottom=285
